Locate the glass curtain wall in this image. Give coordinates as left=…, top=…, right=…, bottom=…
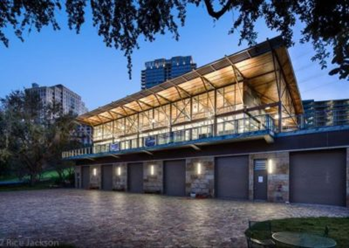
left=92, top=82, right=246, bottom=151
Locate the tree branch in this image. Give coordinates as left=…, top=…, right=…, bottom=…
left=203, top=0, right=236, bottom=19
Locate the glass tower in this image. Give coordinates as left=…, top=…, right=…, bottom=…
left=141, top=56, right=197, bottom=89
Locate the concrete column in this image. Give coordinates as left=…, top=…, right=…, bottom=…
left=74, top=166, right=82, bottom=188
left=185, top=157, right=215, bottom=197
left=89, top=165, right=101, bottom=189
left=143, top=160, right=163, bottom=194
left=112, top=163, right=127, bottom=191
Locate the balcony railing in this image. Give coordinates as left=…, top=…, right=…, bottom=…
left=62, top=108, right=349, bottom=159
left=281, top=109, right=349, bottom=130
left=62, top=114, right=274, bottom=159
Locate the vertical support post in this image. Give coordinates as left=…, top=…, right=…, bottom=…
left=169, top=103, right=173, bottom=142
left=190, top=96, right=193, bottom=121
left=137, top=113, right=140, bottom=148
left=278, top=68, right=282, bottom=132
left=112, top=120, right=115, bottom=144
left=270, top=41, right=282, bottom=133
left=152, top=108, right=155, bottom=129
left=123, top=117, right=126, bottom=136
left=213, top=89, right=217, bottom=136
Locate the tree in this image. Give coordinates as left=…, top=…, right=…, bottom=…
left=0, top=109, right=11, bottom=177
left=0, top=0, right=348, bottom=80
left=0, top=90, right=79, bottom=185
left=46, top=111, right=81, bottom=184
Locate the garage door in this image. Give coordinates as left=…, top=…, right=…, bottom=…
left=290, top=149, right=346, bottom=206
left=102, top=164, right=113, bottom=190
left=164, top=160, right=186, bottom=196
left=82, top=166, right=90, bottom=189
left=215, top=156, right=249, bottom=199
left=128, top=163, right=143, bottom=193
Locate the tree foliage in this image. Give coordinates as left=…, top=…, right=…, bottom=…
left=0, top=0, right=348, bottom=80
left=0, top=110, right=11, bottom=177
left=0, top=90, right=80, bottom=185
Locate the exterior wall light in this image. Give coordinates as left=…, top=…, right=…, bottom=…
left=197, top=163, right=202, bottom=175
left=117, top=166, right=121, bottom=176
left=150, top=165, right=155, bottom=176
left=268, top=159, right=273, bottom=174
left=93, top=168, right=97, bottom=176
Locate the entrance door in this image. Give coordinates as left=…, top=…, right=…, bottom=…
left=128, top=163, right=144, bottom=193
left=290, top=149, right=346, bottom=206
left=164, top=160, right=186, bottom=196
left=254, top=160, right=268, bottom=200
left=81, top=166, right=90, bottom=189
left=101, top=164, right=113, bottom=190
left=215, top=156, right=249, bottom=199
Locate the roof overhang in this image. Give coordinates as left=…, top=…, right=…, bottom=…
left=78, top=36, right=303, bottom=126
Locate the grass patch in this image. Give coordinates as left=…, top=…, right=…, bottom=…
left=0, top=168, right=71, bottom=183
left=246, top=217, right=349, bottom=248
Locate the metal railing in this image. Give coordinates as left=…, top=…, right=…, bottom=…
left=62, top=114, right=275, bottom=158
left=63, top=108, right=349, bottom=159
left=62, top=147, right=93, bottom=159
left=281, top=109, right=349, bottom=131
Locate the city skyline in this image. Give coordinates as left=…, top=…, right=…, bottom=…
left=0, top=5, right=348, bottom=112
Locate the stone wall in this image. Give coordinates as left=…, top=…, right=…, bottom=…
left=89, top=165, right=101, bottom=189
left=112, top=163, right=127, bottom=191
left=186, top=157, right=215, bottom=197
left=75, top=149, right=349, bottom=208
left=74, top=166, right=81, bottom=188
left=143, top=161, right=163, bottom=194
left=249, top=152, right=289, bottom=203
left=347, top=148, right=349, bottom=207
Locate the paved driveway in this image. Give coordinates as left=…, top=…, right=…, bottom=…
left=0, top=189, right=348, bottom=247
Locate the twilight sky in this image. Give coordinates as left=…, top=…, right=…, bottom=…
left=0, top=5, right=348, bottom=111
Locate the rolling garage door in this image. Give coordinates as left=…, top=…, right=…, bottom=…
left=82, top=166, right=90, bottom=189
left=215, top=156, right=249, bottom=199
left=128, top=163, right=143, bottom=193
left=164, top=160, right=186, bottom=196
left=102, top=164, right=113, bottom=190
left=290, top=149, right=346, bottom=206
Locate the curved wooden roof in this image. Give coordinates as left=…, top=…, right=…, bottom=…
left=78, top=36, right=303, bottom=126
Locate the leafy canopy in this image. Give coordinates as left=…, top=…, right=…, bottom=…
left=0, top=90, right=80, bottom=184
left=0, top=0, right=348, bottom=80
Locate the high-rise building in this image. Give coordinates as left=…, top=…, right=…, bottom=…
left=141, top=56, right=197, bottom=89
left=28, top=83, right=88, bottom=115
left=302, top=99, right=349, bottom=128
left=27, top=83, right=92, bottom=145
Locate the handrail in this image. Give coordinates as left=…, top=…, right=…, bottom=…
left=62, top=114, right=274, bottom=158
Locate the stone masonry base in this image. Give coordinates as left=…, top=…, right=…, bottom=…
left=75, top=148, right=349, bottom=207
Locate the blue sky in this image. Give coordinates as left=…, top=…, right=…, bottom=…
left=0, top=5, right=348, bottom=111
